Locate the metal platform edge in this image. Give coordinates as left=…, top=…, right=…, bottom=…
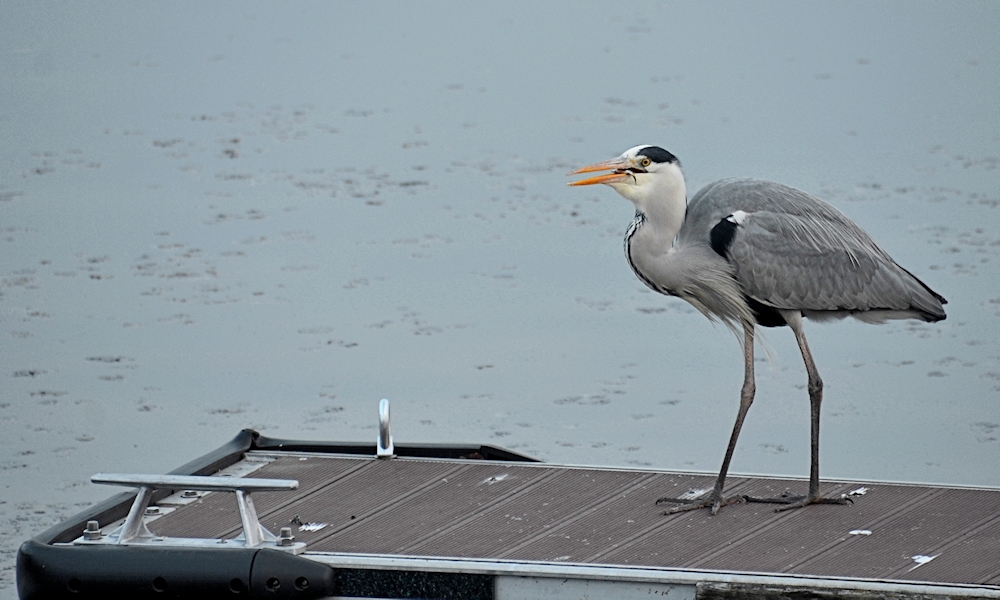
left=16, top=429, right=539, bottom=600
left=17, top=429, right=1000, bottom=600
left=309, top=552, right=1000, bottom=599
left=26, top=429, right=537, bottom=547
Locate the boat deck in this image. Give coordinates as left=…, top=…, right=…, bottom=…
left=18, top=430, right=1000, bottom=599
left=157, top=451, right=1000, bottom=588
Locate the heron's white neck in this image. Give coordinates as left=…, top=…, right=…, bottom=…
left=610, top=162, right=687, bottom=247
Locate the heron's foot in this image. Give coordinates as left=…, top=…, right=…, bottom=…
left=743, top=491, right=853, bottom=512
left=656, top=492, right=745, bottom=516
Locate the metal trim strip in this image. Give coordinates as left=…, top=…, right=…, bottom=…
left=305, top=552, right=1000, bottom=598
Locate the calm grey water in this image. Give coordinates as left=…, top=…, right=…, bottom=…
left=2, top=2, right=998, bottom=593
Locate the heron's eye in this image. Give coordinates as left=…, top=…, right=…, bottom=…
left=640, top=158, right=651, bottom=167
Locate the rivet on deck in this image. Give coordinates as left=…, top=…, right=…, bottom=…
left=83, top=520, right=102, bottom=541
left=276, top=526, right=295, bottom=547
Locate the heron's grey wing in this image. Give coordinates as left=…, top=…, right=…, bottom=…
left=684, top=179, right=877, bottom=243
left=725, top=210, right=939, bottom=315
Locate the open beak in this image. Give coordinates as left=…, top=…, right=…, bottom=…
left=566, top=157, right=631, bottom=186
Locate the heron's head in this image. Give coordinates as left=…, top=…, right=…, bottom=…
left=567, top=145, right=685, bottom=213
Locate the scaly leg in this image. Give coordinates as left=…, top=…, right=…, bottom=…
left=744, top=311, right=851, bottom=510
left=657, top=323, right=756, bottom=515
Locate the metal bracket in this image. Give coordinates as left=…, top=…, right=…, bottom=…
left=377, top=398, right=395, bottom=459
left=81, top=473, right=305, bottom=553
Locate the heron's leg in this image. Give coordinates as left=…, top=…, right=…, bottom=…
left=794, top=311, right=823, bottom=500
left=658, top=323, right=756, bottom=515
left=744, top=311, right=851, bottom=511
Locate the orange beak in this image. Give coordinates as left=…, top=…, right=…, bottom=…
left=566, top=157, right=631, bottom=186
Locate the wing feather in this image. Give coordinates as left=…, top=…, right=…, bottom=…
left=683, top=179, right=946, bottom=320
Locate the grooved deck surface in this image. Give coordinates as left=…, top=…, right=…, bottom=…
left=147, top=452, right=1000, bottom=587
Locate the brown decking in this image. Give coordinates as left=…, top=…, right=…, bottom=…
left=149, top=453, right=1000, bottom=588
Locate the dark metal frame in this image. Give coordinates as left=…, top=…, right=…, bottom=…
left=16, top=429, right=536, bottom=599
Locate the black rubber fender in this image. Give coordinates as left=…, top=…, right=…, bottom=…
left=16, top=540, right=335, bottom=599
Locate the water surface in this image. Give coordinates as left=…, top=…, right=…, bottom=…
left=2, top=2, right=999, bottom=594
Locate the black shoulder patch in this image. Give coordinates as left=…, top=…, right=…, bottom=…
left=639, top=146, right=680, bottom=166
left=709, top=216, right=738, bottom=258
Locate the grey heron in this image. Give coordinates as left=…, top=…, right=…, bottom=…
left=567, top=145, right=947, bottom=515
